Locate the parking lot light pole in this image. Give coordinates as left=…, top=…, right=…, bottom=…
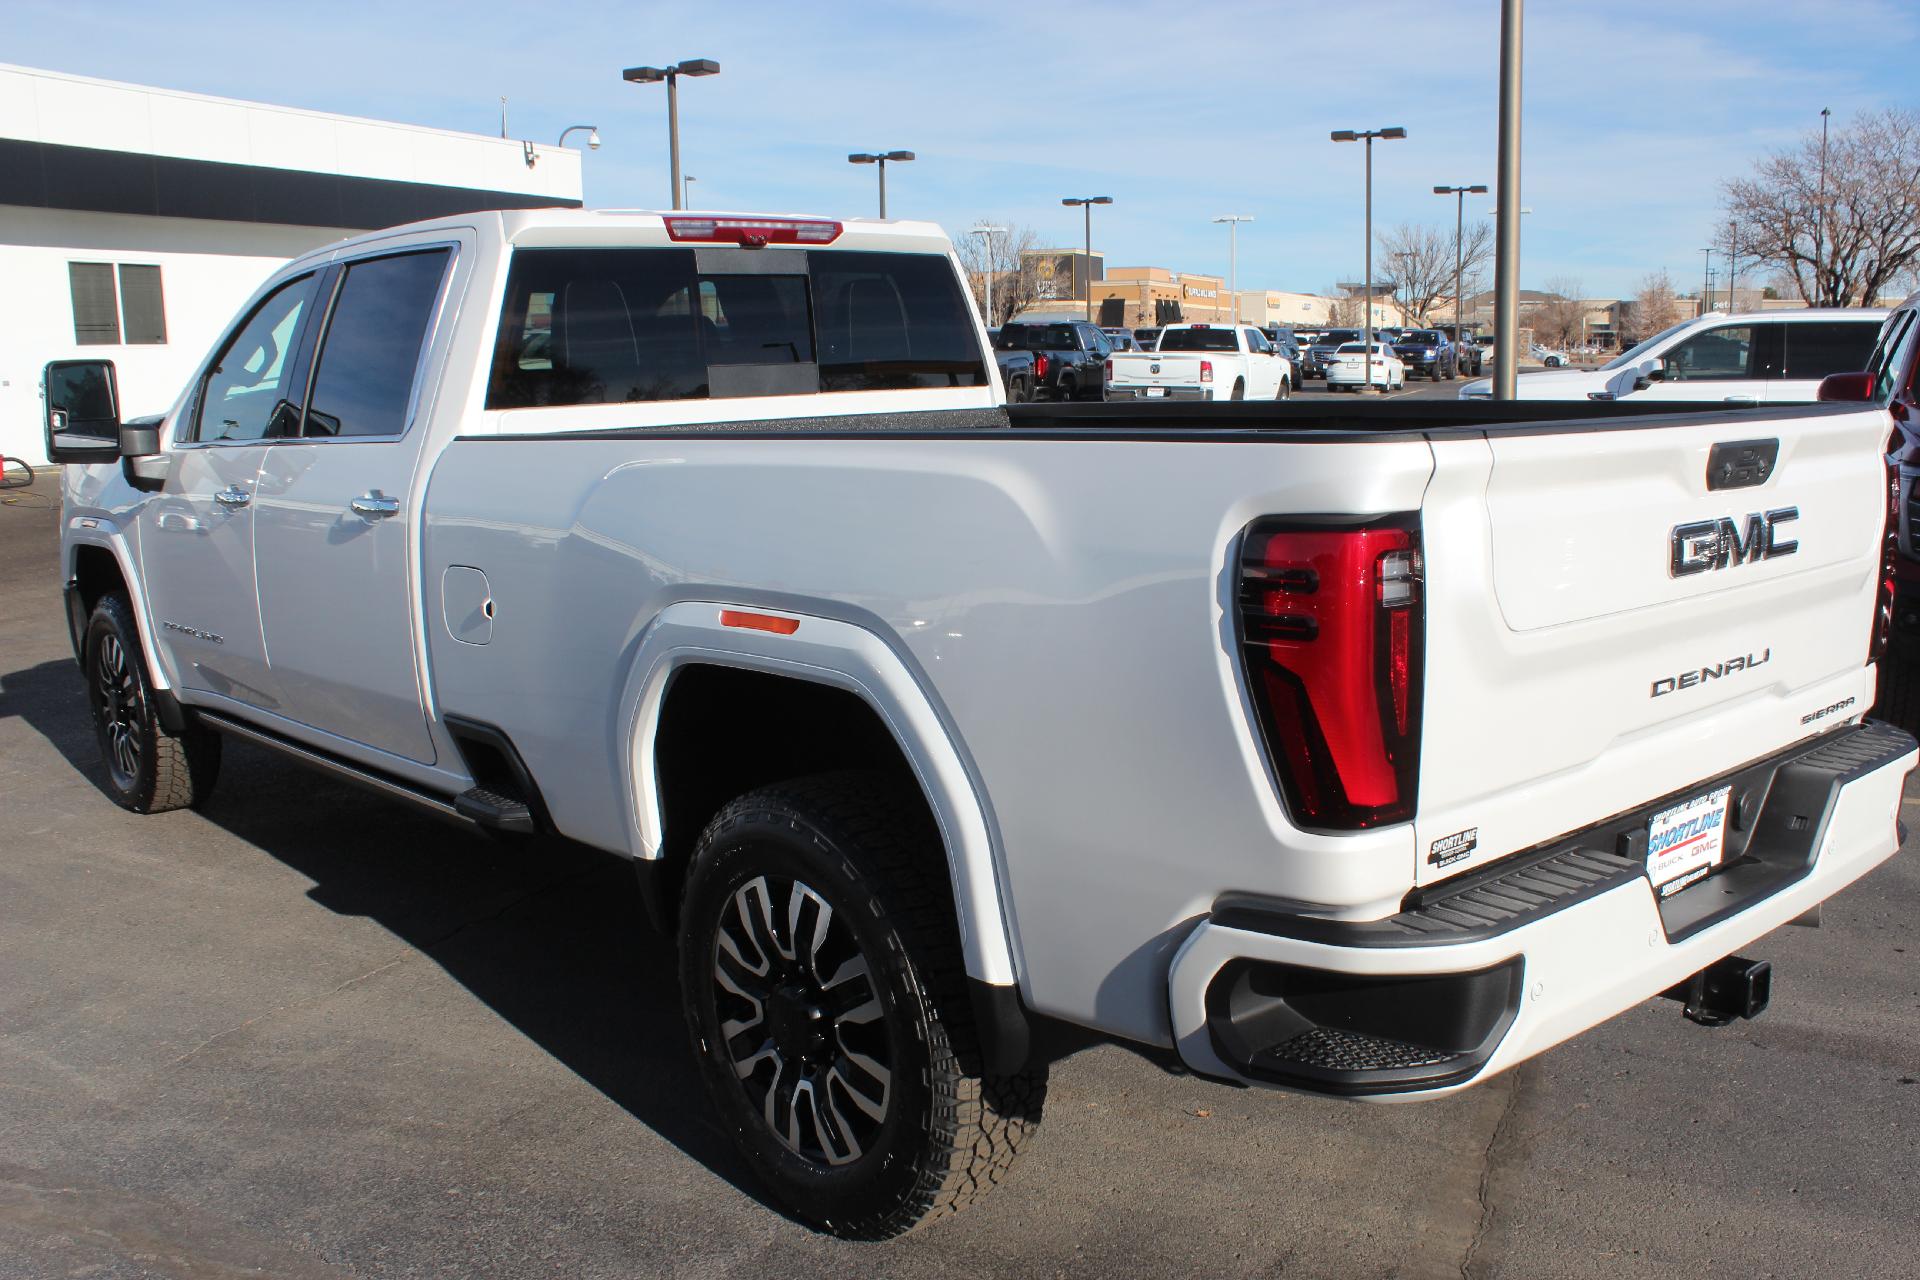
left=1062, top=197, right=1113, bottom=323
left=1213, top=216, right=1252, bottom=324
left=1332, top=127, right=1406, bottom=392
left=1434, top=184, right=1488, bottom=359
left=969, top=225, right=1006, bottom=323
left=1818, top=107, right=1832, bottom=306
left=622, top=59, right=720, bottom=211
left=1491, top=0, right=1523, bottom=399
left=1701, top=247, right=1714, bottom=313
left=849, top=151, right=914, bottom=218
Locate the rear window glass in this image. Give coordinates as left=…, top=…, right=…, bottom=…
left=998, top=323, right=1080, bottom=351
left=1780, top=320, right=1879, bottom=381
left=1402, top=331, right=1442, bottom=343
left=1158, top=328, right=1239, bottom=352
left=487, top=247, right=985, bottom=408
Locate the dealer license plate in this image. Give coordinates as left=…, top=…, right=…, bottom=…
left=1645, top=785, right=1733, bottom=897
left=1146, top=386, right=1167, bottom=397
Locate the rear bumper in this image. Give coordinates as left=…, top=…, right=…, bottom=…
left=1105, top=385, right=1212, bottom=401
left=1168, top=721, right=1916, bottom=1099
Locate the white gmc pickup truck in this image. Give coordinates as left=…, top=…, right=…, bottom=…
left=43, top=209, right=1915, bottom=1239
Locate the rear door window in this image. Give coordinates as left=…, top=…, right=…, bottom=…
left=303, top=249, right=452, bottom=438
left=1781, top=320, right=1880, bottom=381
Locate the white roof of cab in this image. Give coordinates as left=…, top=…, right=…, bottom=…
left=283, top=207, right=957, bottom=272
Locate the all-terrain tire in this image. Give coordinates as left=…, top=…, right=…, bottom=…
left=1230, top=378, right=1245, bottom=401
left=84, top=592, right=221, bottom=813
left=679, top=773, right=1046, bottom=1239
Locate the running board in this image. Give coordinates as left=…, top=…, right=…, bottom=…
left=196, top=711, right=473, bottom=827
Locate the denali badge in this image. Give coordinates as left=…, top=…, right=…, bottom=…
left=1651, top=648, right=1770, bottom=697
left=1669, top=507, right=1798, bottom=577
left=162, top=620, right=224, bottom=645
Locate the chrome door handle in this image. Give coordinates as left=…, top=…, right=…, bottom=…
left=1723, top=395, right=1757, bottom=405
left=213, top=486, right=251, bottom=508
left=350, top=493, right=401, bottom=518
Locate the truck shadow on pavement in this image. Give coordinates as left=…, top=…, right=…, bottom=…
left=0, top=656, right=784, bottom=1219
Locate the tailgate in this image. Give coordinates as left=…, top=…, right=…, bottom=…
left=1413, top=406, right=1890, bottom=886
left=1110, top=353, right=1206, bottom=385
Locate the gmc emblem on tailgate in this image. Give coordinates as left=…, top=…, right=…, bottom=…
left=1668, top=507, right=1799, bottom=577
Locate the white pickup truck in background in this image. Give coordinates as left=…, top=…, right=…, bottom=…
left=1103, top=321, right=1293, bottom=400
left=41, top=208, right=1915, bottom=1240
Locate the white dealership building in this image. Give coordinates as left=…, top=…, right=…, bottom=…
left=0, top=64, right=584, bottom=468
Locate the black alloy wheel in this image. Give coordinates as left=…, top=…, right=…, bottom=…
left=680, top=774, right=1046, bottom=1238
left=83, top=593, right=220, bottom=813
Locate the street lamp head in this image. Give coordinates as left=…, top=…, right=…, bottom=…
left=882, top=150, right=915, bottom=162
left=848, top=153, right=878, bottom=164
left=587, top=128, right=601, bottom=150
left=675, top=59, right=720, bottom=76
left=1330, top=130, right=1357, bottom=142
left=622, top=65, right=666, bottom=83
left=1433, top=185, right=1450, bottom=194
left=1381, top=127, right=1407, bottom=139
left=1469, top=184, right=1489, bottom=193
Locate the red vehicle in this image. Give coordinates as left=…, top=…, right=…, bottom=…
left=1820, top=297, right=1920, bottom=721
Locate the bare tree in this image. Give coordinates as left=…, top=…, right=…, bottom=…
left=1376, top=221, right=1494, bottom=326
left=1322, top=287, right=1364, bottom=326
left=1725, top=107, right=1920, bottom=307
left=955, top=222, right=1046, bottom=325
left=1619, top=271, right=1684, bottom=346
left=1532, top=278, right=1587, bottom=349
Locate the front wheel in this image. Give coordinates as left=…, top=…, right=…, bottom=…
left=84, top=593, right=221, bottom=813
left=1276, top=377, right=1291, bottom=400
left=680, top=775, right=1047, bottom=1239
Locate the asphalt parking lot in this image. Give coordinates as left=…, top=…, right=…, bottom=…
left=3, top=468, right=1917, bottom=1279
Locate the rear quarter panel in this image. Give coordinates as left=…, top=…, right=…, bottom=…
left=420, top=429, right=1436, bottom=1045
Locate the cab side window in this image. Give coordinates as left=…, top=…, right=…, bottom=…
left=192, top=274, right=318, bottom=442
left=303, top=249, right=451, bottom=438
left=1665, top=325, right=1755, bottom=381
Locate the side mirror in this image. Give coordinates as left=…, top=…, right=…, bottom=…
left=43, top=359, right=124, bottom=464
left=1817, top=371, right=1877, bottom=402
left=1645, top=361, right=1668, bottom=383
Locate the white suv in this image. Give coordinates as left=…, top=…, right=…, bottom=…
left=1462, top=308, right=1887, bottom=403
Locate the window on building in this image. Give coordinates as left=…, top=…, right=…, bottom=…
left=69, top=263, right=121, bottom=345
left=68, top=261, right=169, bottom=346
left=118, top=265, right=167, bottom=344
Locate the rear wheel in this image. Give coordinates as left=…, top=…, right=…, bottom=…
left=680, top=774, right=1047, bottom=1239
left=84, top=593, right=221, bottom=814
left=1230, top=379, right=1245, bottom=401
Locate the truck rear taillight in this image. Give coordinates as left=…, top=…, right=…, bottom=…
left=1237, top=517, right=1424, bottom=830
left=662, top=217, right=842, bottom=246
left=1875, top=428, right=1899, bottom=662
left=1104, top=357, right=1113, bottom=381
left=1034, top=353, right=1051, bottom=380
left=1201, top=360, right=1214, bottom=383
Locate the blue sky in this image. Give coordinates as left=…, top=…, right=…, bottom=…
left=14, top=0, right=1919, bottom=298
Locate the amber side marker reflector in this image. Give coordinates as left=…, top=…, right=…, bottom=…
left=720, top=609, right=800, bottom=635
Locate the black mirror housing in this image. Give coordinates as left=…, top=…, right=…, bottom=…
left=119, top=420, right=163, bottom=458
left=43, top=359, right=124, bottom=464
